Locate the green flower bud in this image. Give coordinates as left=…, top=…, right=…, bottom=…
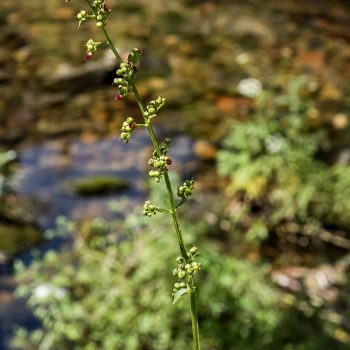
left=178, top=271, right=186, bottom=279
left=127, top=117, right=134, bottom=123
left=173, top=269, right=178, bottom=275
left=96, top=22, right=103, bottom=28
left=185, top=264, right=191, bottom=270
left=190, top=247, right=198, bottom=254
left=176, top=257, right=184, bottom=264
left=96, top=15, right=103, bottom=21
left=185, top=189, right=192, bottom=196
left=187, top=268, right=194, bottom=275
left=77, top=13, right=83, bottom=20
left=174, top=283, right=181, bottom=289
left=148, top=107, right=155, bottom=114
left=180, top=282, right=186, bottom=288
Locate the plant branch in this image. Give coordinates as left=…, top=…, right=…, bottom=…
left=83, top=1, right=200, bottom=348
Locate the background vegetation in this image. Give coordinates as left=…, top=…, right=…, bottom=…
left=0, top=0, right=349, bottom=349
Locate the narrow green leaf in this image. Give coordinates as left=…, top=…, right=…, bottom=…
left=172, top=287, right=190, bottom=305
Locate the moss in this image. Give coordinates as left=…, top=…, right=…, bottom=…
left=0, top=223, right=42, bottom=256
left=64, top=175, right=128, bottom=196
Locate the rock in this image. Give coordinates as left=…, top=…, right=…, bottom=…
left=0, top=220, right=42, bottom=257
left=229, top=16, right=276, bottom=46
left=296, top=50, right=325, bottom=73
left=193, top=140, right=218, bottom=160
left=63, top=175, right=129, bottom=196
left=44, top=50, right=118, bottom=92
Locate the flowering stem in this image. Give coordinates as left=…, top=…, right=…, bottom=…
left=84, top=1, right=200, bottom=348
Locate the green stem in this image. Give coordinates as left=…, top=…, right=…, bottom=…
left=190, top=280, right=200, bottom=350
left=85, top=1, right=200, bottom=348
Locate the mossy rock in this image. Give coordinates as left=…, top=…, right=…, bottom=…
left=0, top=221, right=42, bottom=257
left=63, top=175, right=128, bottom=196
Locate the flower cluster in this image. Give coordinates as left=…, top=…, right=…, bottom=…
left=120, top=117, right=136, bottom=143
left=76, top=1, right=110, bottom=28
left=148, top=155, right=172, bottom=183
left=113, top=48, right=142, bottom=100
left=143, top=97, right=166, bottom=122
left=177, top=179, right=194, bottom=199
left=76, top=10, right=92, bottom=26
left=143, top=201, right=158, bottom=217
left=172, top=247, right=202, bottom=297
left=92, top=0, right=111, bottom=28
left=84, top=39, right=102, bottom=61
left=148, top=138, right=172, bottom=183
left=159, top=138, right=172, bottom=155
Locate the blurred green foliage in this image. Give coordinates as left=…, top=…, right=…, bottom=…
left=14, top=211, right=281, bottom=350
left=218, top=78, right=350, bottom=241
left=12, top=79, right=350, bottom=349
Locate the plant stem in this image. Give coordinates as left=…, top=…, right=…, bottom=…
left=85, top=1, right=200, bottom=348
left=190, top=280, right=200, bottom=350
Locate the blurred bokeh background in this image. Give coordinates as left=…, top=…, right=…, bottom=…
left=1, top=0, right=350, bottom=349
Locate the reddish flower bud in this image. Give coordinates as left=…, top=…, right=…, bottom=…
left=129, top=122, right=136, bottom=129
left=104, top=4, right=110, bottom=12
left=166, top=158, right=172, bottom=165
left=115, top=93, right=123, bottom=100
left=84, top=52, right=93, bottom=61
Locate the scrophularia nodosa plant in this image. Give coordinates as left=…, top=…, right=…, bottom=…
left=65, top=0, right=201, bottom=348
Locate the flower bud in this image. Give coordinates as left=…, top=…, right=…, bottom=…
left=84, top=52, right=93, bottom=61
left=190, top=247, right=198, bottom=254
left=178, top=271, right=186, bottom=279
left=176, top=257, right=184, bottom=264
left=185, top=189, right=192, bottom=196
left=96, top=22, right=103, bottom=28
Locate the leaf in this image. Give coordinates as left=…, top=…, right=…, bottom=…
left=172, top=287, right=190, bottom=305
